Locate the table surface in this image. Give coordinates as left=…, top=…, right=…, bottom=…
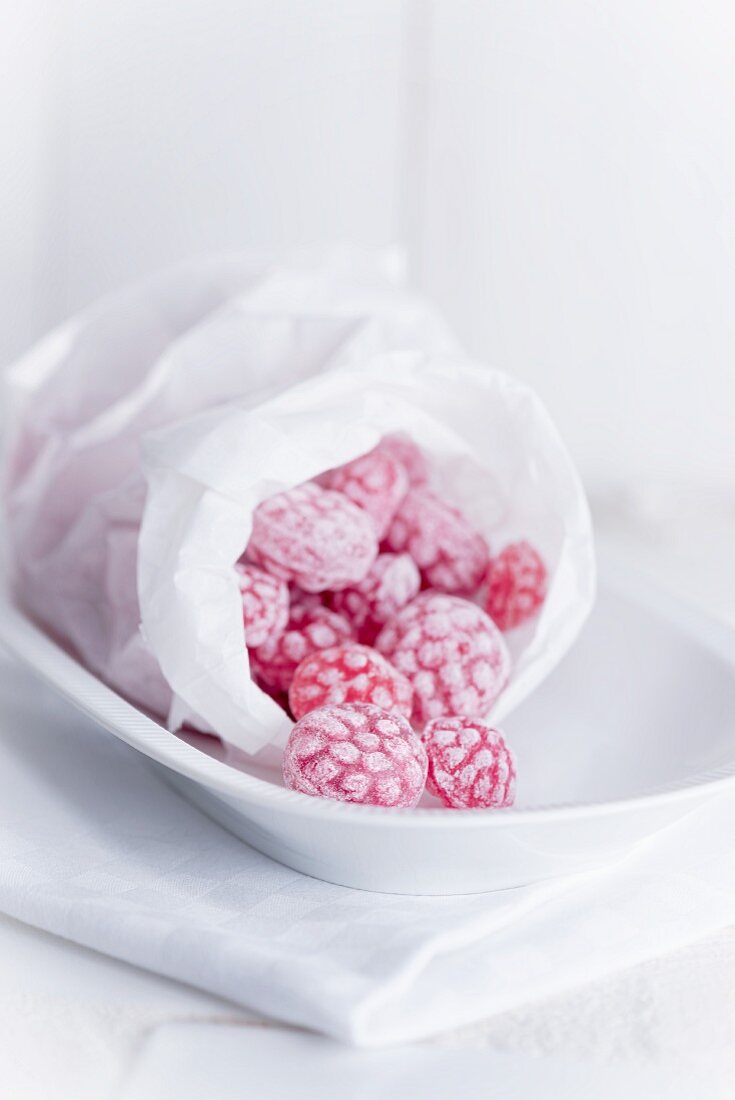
left=2, top=497, right=735, bottom=1099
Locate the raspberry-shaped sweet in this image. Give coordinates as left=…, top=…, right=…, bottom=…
left=485, top=541, right=548, bottom=631
left=234, top=563, right=289, bottom=649
left=249, top=603, right=354, bottom=694
left=288, top=587, right=325, bottom=614
left=329, top=552, right=421, bottom=644
left=376, top=593, right=511, bottom=726
left=384, top=487, right=489, bottom=595
left=246, top=482, right=377, bottom=593
left=322, top=448, right=408, bottom=538
left=282, top=702, right=427, bottom=807
left=289, top=643, right=414, bottom=721
left=376, top=433, right=430, bottom=487
left=423, top=716, right=516, bottom=809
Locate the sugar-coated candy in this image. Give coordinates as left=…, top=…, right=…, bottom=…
left=288, top=587, right=325, bottom=614
left=376, top=433, right=430, bottom=487
left=234, top=562, right=289, bottom=649
left=485, top=541, right=547, bottom=631
left=249, top=603, right=354, bottom=694
left=289, top=643, right=413, bottom=721
left=246, top=482, right=377, bottom=593
left=376, top=592, right=511, bottom=726
left=322, top=448, right=408, bottom=538
left=283, top=702, right=427, bottom=807
left=384, top=487, right=489, bottom=595
left=328, top=552, right=421, bottom=644
left=422, top=716, right=516, bottom=809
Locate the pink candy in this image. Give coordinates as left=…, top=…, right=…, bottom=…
left=246, top=482, right=377, bottom=593
left=289, top=643, right=413, bottom=721
left=321, top=448, right=408, bottom=538
left=235, top=563, right=289, bottom=648
left=485, top=541, right=548, bottom=631
left=249, top=603, right=354, bottom=694
left=288, top=587, right=325, bottom=615
left=237, top=433, right=527, bottom=809
left=384, top=487, right=489, bottom=595
left=376, top=433, right=430, bottom=486
left=328, top=552, right=421, bottom=644
left=376, top=593, right=511, bottom=726
left=283, top=702, right=427, bottom=807
left=423, top=716, right=516, bottom=809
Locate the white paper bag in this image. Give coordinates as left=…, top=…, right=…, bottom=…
left=3, top=253, right=456, bottom=718
left=138, top=352, right=596, bottom=753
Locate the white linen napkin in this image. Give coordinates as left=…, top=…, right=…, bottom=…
left=0, top=652, right=734, bottom=1047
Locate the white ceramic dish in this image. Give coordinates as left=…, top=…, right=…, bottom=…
left=1, top=558, right=735, bottom=895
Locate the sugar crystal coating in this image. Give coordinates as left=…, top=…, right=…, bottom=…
left=375, top=592, right=511, bottom=726
left=289, top=643, right=413, bottom=720
left=485, top=540, right=548, bottom=631
left=329, top=552, right=420, bottom=643
left=376, top=433, right=431, bottom=486
left=235, top=562, right=289, bottom=649
left=246, top=482, right=378, bottom=593
left=384, top=487, right=489, bottom=594
left=249, top=603, right=354, bottom=694
left=322, top=448, right=408, bottom=538
left=283, top=702, right=427, bottom=807
left=423, top=716, right=516, bottom=809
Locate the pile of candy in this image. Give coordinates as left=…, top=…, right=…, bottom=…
left=239, top=434, right=548, bottom=811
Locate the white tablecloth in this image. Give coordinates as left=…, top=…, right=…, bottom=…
left=2, top=907, right=733, bottom=1099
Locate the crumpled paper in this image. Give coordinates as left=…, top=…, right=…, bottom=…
left=2, top=252, right=456, bottom=720
left=139, top=352, right=596, bottom=753
left=3, top=252, right=594, bottom=756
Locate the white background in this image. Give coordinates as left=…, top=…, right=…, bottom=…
left=4, top=1, right=735, bottom=494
